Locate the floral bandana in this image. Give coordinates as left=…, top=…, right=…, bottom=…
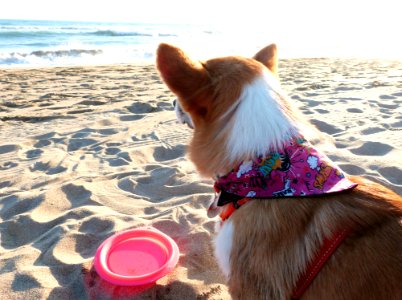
left=214, top=137, right=357, bottom=206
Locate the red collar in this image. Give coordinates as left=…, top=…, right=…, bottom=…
left=218, top=198, right=350, bottom=299
left=219, top=197, right=253, bottom=221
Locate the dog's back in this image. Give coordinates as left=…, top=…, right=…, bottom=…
left=228, top=176, right=402, bottom=299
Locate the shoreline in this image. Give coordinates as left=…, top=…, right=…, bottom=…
left=2, top=56, right=402, bottom=71
left=0, top=61, right=154, bottom=71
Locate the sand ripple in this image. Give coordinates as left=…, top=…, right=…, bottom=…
left=0, top=60, right=401, bottom=298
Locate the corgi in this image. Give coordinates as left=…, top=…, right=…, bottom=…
left=156, top=43, right=402, bottom=299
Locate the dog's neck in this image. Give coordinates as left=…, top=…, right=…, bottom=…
left=224, top=71, right=304, bottom=165
left=188, top=70, right=315, bottom=178
left=203, top=71, right=312, bottom=178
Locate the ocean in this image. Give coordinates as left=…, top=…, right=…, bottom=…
left=2, top=19, right=401, bottom=68
left=0, top=19, right=270, bottom=68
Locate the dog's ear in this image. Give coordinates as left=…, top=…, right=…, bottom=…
left=157, top=43, right=210, bottom=113
left=253, top=43, right=278, bottom=76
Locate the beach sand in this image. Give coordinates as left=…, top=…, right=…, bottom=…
left=0, top=59, right=401, bottom=299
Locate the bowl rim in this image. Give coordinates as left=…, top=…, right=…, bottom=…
left=94, top=227, right=179, bottom=286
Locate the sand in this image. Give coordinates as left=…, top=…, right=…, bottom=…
left=0, top=59, right=401, bottom=299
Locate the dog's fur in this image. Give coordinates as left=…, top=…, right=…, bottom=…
left=156, top=43, right=402, bottom=299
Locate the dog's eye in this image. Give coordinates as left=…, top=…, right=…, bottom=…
left=172, top=99, right=176, bottom=107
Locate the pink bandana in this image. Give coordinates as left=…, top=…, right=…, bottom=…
left=214, top=137, right=357, bottom=206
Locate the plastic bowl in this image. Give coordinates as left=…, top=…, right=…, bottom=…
left=94, top=227, right=179, bottom=286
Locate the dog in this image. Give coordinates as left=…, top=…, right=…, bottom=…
left=156, top=43, right=402, bottom=299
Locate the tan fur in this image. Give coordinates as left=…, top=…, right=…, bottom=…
left=229, top=177, right=402, bottom=299
left=158, top=43, right=264, bottom=176
left=253, top=43, right=279, bottom=77
left=156, top=43, right=402, bottom=299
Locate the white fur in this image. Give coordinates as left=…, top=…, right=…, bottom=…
left=214, top=220, right=234, bottom=279
left=226, top=71, right=302, bottom=162
left=174, top=99, right=194, bottom=128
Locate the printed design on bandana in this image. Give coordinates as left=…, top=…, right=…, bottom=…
left=214, top=137, right=357, bottom=202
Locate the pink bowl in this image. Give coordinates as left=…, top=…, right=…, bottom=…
left=94, top=227, right=179, bottom=286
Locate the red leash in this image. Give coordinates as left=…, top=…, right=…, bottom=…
left=218, top=198, right=351, bottom=299
left=291, top=228, right=351, bottom=299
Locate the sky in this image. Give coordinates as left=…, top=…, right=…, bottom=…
left=1, top=0, right=402, bottom=58
left=2, top=0, right=401, bottom=26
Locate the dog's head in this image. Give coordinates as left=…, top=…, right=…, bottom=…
left=157, top=43, right=305, bottom=177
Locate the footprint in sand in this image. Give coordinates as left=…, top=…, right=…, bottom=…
left=67, top=138, right=98, bottom=152
left=379, top=94, right=397, bottom=100
left=34, top=140, right=52, bottom=148
left=55, top=233, right=100, bottom=263
left=349, top=141, right=393, bottom=156
left=391, top=120, right=402, bottom=128
left=118, top=165, right=210, bottom=201
left=108, top=156, right=131, bottom=167
left=302, top=99, right=321, bottom=107
left=335, top=85, right=359, bottom=91
left=360, top=127, right=385, bottom=135
left=71, top=128, right=96, bottom=138
left=0, top=161, right=18, bottom=170
left=310, top=119, right=343, bottom=135
left=301, top=109, right=314, bottom=115
left=378, top=167, right=402, bottom=185
left=120, top=114, right=145, bottom=122
left=153, top=145, right=186, bottom=162
left=117, top=152, right=131, bottom=162
left=106, top=142, right=123, bottom=147
left=0, top=181, right=12, bottom=189
left=346, top=108, right=363, bottom=113
left=126, top=102, right=159, bottom=114
left=104, top=147, right=120, bottom=155
left=0, top=144, right=20, bottom=155
left=97, top=128, right=120, bottom=136
left=67, top=109, right=93, bottom=115
left=30, top=161, right=67, bottom=175
left=11, top=274, right=40, bottom=291
left=77, top=100, right=108, bottom=106
left=315, top=108, right=330, bottom=114
left=377, top=103, right=400, bottom=109
left=0, top=213, right=58, bottom=248
left=335, top=141, right=349, bottom=149
left=102, top=145, right=132, bottom=166
left=21, top=140, right=44, bottom=160
left=34, top=132, right=57, bottom=140
left=338, top=163, right=366, bottom=175
left=79, top=217, right=115, bottom=234
left=61, top=183, right=93, bottom=207
left=0, top=195, right=43, bottom=221
left=157, top=101, right=174, bottom=111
